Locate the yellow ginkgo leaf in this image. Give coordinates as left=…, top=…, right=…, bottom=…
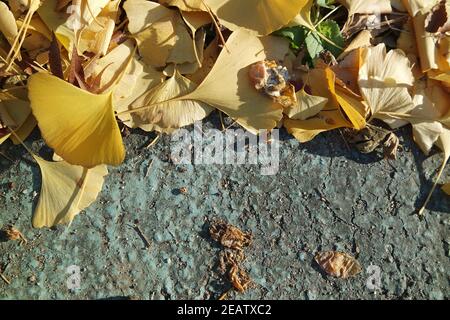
left=180, top=30, right=289, bottom=133
left=120, top=30, right=288, bottom=133
left=180, top=10, right=212, bottom=69
left=38, top=0, right=75, bottom=50
left=163, top=29, right=206, bottom=75
left=125, top=0, right=197, bottom=68
left=410, top=79, right=449, bottom=154
left=284, top=89, right=328, bottom=120
left=32, top=155, right=108, bottom=228
left=310, top=66, right=366, bottom=130
left=186, top=36, right=220, bottom=84
left=206, top=0, right=311, bottom=36
left=128, top=71, right=213, bottom=133
left=283, top=65, right=366, bottom=143
left=287, top=0, right=316, bottom=30
left=166, top=12, right=199, bottom=66
left=124, top=0, right=173, bottom=34
left=335, top=85, right=367, bottom=130
left=284, top=109, right=351, bottom=143
left=85, top=40, right=137, bottom=93
left=78, top=16, right=116, bottom=56
left=358, top=44, right=415, bottom=128
left=28, top=73, right=125, bottom=168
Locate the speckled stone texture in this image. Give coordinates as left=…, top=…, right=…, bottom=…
left=0, top=113, right=449, bottom=300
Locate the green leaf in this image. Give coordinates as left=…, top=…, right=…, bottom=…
left=305, top=31, right=324, bottom=61
left=273, top=26, right=307, bottom=50
left=317, top=20, right=344, bottom=57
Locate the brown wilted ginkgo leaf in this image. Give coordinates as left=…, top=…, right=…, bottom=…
left=28, top=72, right=125, bottom=168
left=32, top=154, right=108, bottom=228
left=206, top=0, right=312, bottom=36
left=315, top=251, right=362, bottom=279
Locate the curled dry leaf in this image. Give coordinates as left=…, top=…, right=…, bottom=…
left=345, top=123, right=395, bottom=155
left=28, top=72, right=125, bottom=168
left=315, top=251, right=362, bottom=279
left=209, top=220, right=252, bottom=250
left=425, top=0, right=450, bottom=34
left=228, top=261, right=251, bottom=293
left=211, top=220, right=252, bottom=294
left=32, top=155, right=108, bottom=228
left=0, top=225, right=27, bottom=244
left=403, top=0, right=450, bottom=73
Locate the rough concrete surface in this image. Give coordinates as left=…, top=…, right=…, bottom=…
left=0, top=113, right=449, bottom=300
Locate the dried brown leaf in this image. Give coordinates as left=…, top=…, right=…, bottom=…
left=209, top=220, right=252, bottom=250
left=48, top=33, right=64, bottom=80
left=315, top=251, right=362, bottom=279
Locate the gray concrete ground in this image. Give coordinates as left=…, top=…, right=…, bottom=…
left=0, top=113, right=449, bottom=300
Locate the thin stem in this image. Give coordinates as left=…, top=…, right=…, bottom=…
left=314, top=5, right=342, bottom=28
left=418, top=154, right=448, bottom=217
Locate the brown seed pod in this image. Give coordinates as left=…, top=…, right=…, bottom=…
left=315, top=251, right=362, bottom=279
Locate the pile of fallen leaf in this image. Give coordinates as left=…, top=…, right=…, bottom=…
left=0, top=0, right=449, bottom=228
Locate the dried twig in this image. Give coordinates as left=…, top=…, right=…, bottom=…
left=128, top=224, right=151, bottom=249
